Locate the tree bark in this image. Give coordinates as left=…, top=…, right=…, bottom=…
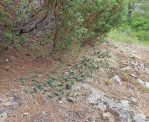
left=128, top=3, right=132, bottom=24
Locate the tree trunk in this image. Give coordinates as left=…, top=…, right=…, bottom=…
left=128, top=3, right=132, bottom=24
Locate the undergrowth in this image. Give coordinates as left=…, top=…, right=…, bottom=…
left=21, top=50, right=112, bottom=99
left=107, top=26, right=149, bottom=46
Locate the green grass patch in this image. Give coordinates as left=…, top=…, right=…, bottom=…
left=107, top=29, right=149, bottom=46
left=107, top=29, right=140, bottom=44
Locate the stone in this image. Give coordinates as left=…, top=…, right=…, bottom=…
left=22, top=113, right=29, bottom=118
left=130, top=74, right=137, bottom=78
left=2, top=96, right=20, bottom=107
left=138, top=79, right=145, bottom=85
left=4, top=59, right=9, bottom=63
left=129, top=61, right=149, bottom=75
left=88, top=86, right=132, bottom=121
left=145, top=82, right=149, bottom=88
left=138, top=79, right=149, bottom=88
left=145, top=68, right=149, bottom=75
left=121, top=66, right=131, bottom=71
left=87, top=88, right=105, bottom=104
left=68, top=83, right=146, bottom=122
left=130, top=97, right=137, bottom=103
left=5, top=66, right=10, bottom=71
left=121, top=100, right=129, bottom=109
left=111, top=75, right=122, bottom=85
left=102, top=112, right=111, bottom=120
left=0, top=110, right=8, bottom=121
left=133, top=113, right=146, bottom=122
left=68, top=85, right=91, bottom=103
left=130, top=61, right=139, bottom=66
left=59, top=101, right=63, bottom=104
left=97, top=102, right=107, bottom=111
left=130, top=51, right=141, bottom=59
left=41, top=111, right=46, bottom=117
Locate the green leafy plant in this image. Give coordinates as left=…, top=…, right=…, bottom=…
left=47, top=0, right=125, bottom=49
left=104, top=79, right=112, bottom=85
left=108, top=0, right=149, bottom=45
left=0, top=0, right=28, bottom=49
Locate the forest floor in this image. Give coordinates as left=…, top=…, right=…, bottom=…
left=0, top=41, right=149, bottom=122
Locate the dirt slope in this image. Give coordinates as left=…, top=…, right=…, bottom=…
left=0, top=41, right=149, bottom=122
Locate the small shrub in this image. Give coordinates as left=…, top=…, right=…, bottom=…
left=104, top=79, right=112, bottom=85
left=120, top=72, right=130, bottom=81
left=18, top=77, right=27, bottom=83
left=3, top=31, right=27, bottom=50
left=48, top=0, right=125, bottom=49
left=144, top=87, right=149, bottom=92
left=47, top=77, right=57, bottom=88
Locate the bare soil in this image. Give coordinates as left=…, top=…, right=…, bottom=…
left=0, top=41, right=149, bottom=122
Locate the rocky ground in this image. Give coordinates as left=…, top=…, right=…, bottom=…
left=0, top=41, right=149, bottom=122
